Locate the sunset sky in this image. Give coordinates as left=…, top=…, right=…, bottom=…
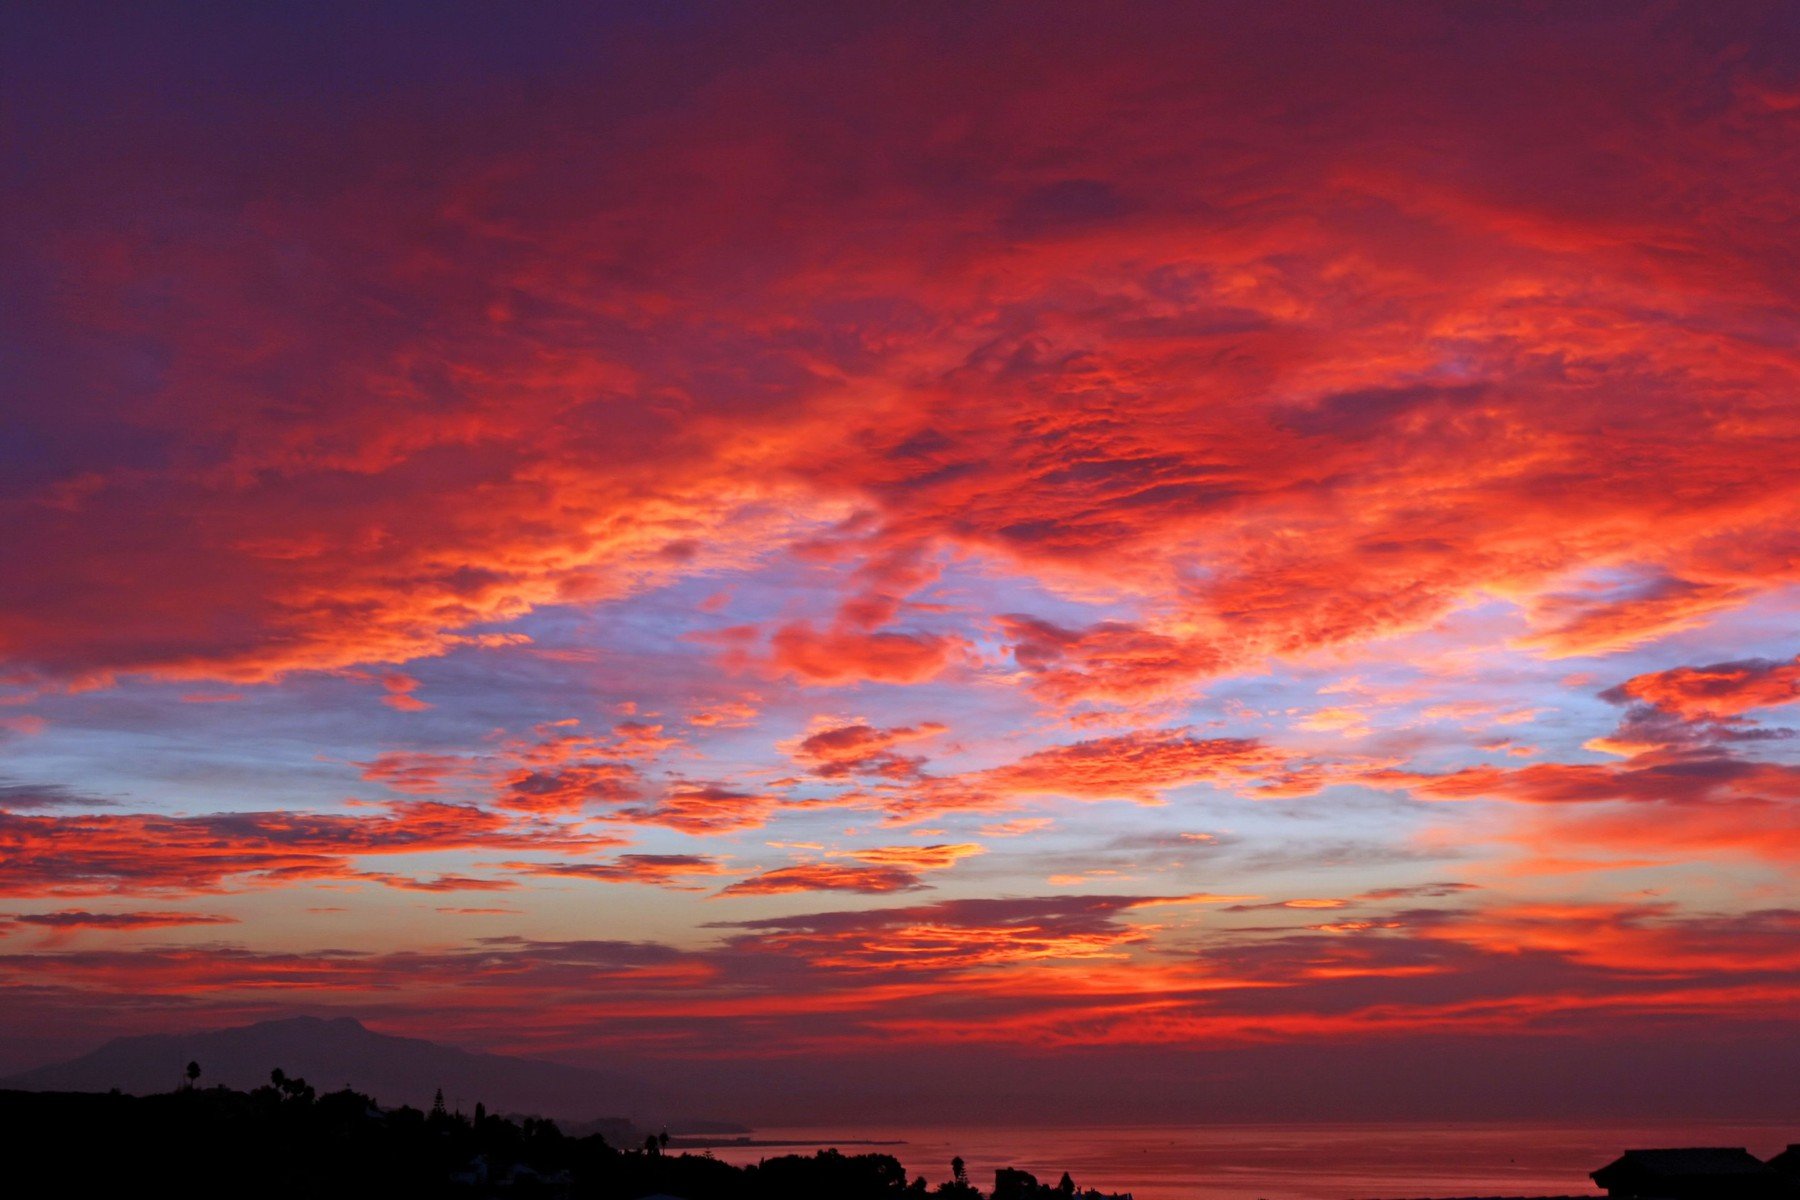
left=3, top=2, right=1798, bottom=1124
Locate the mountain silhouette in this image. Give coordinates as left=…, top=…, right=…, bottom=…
left=0, top=1016, right=682, bottom=1125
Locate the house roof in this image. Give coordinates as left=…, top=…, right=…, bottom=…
left=1592, top=1146, right=1774, bottom=1180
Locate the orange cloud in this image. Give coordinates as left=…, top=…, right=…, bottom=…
left=1609, top=653, right=1800, bottom=719
left=687, top=699, right=761, bottom=728
left=714, top=894, right=1186, bottom=971
left=611, top=721, right=682, bottom=757
left=2, top=890, right=1796, bottom=1067
left=1368, top=737, right=1800, bottom=866
left=360, top=874, right=518, bottom=893
left=998, top=615, right=1226, bottom=706
left=0, top=803, right=619, bottom=897
left=357, top=752, right=478, bottom=795
left=717, top=863, right=926, bottom=896
left=717, top=843, right=982, bottom=895
left=498, top=762, right=644, bottom=815
left=980, top=818, right=1054, bottom=837
left=1505, top=798, right=1800, bottom=869
left=875, top=728, right=1297, bottom=822
left=1520, top=577, right=1753, bottom=658
left=379, top=673, right=431, bottom=712
left=712, top=841, right=986, bottom=895
left=3, top=5, right=1799, bottom=703
left=784, top=720, right=947, bottom=779
left=1372, top=756, right=1800, bottom=808
left=1412, top=901, right=1800, bottom=977
left=504, top=855, right=732, bottom=891
left=978, top=730, right=1283, bottom=801
left=620, top=784, right=785, bottom=834
left=843, top=843, right=985, bottom=871
left=768, top=624, right=964, bottom=685
left=6, top=910, right=238, bottom=931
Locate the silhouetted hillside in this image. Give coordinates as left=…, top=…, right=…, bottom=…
left=0, top=1082, right=1133, bottom=1200
left=0, top=1015, right=678, bottom=1124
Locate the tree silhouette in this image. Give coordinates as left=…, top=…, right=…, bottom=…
left=952, top=1156, right=968, bottom=1187
left=431, top=1088, right=447, bottom=1120
left=184, top=1060, right=201, bottom=1090
left=0, top=1086, right=1136, bottom=1200
left=270, top=1067, right=286, bottom=1090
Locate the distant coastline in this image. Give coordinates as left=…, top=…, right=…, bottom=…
left=689, top=1119, right=1800, bottom=1200
left=669, top=1134, right=908, bottom=1150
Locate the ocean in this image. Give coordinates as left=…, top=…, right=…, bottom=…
left=689, top=1120, right=1797, bottom=1199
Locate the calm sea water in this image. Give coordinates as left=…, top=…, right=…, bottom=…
left=691, top=1120, right=1797, bottom=1199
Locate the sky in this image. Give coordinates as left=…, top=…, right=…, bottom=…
left=2, top=1, right=1798, bottom=1125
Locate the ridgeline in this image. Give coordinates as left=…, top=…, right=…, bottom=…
left=0, top=1073, right=1132, bottom=1200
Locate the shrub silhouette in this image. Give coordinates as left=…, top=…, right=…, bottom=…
left=0, top=1082, right=1134, bottom=1200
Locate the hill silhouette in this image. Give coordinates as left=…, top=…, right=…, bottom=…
left=0, top=1081, right=1133, bottom=1200
left=0, top=1015, right=683, bottom=1125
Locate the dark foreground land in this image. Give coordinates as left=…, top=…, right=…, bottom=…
left=0, top=1083, right=1129, bottom=1200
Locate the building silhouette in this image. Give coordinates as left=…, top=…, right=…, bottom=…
left=1590, top=1147, right=1792, bottom=1199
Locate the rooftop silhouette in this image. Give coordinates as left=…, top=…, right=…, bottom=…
left=1590, top=1145, right=1795, bottom=1199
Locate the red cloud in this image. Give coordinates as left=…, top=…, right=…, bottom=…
left=845, top=843, right=984, bottom=871
left=716, top=842, right=983, bottom=896
left=498, top=762, right=644, bottom=815
left=1520, top=577, right=1754, bottom=659
left=768, top=624, right=963, bottom=685
left=6, top=7, right=1800, bottom=695
left=717, top=863, right=926, bottom=896
left=785, top=721, right=947, bottom=779
left=715, top=892, right=1228, bottom=973
left=687, top=699, right=761, bottom=728
left=2, top=894, right=1798, bottom=1068
left=374, top=733, right=787, bottom=830
left=7, top=911, right=238, bottom=930
left=998, top=615, right=1225, bottom=705
left=619, top=784, right=784, bottom=835
left=1505, top=798, right=1800, bottom=868
left=357, top=752, right=477, bottom=795
left=1371, top=757, right=1800, bottom=808
left=1409, top=901, right=1800, bottom=977
left=610, top=721, right=682, bottom=757
left=379, top=673, right=431, bottom=712
left=504, top=855, right=731, bottom=891
left=876, top=729, right=1294, bottom=821
left=1367, top=751, right=1800, bottom=866
left=360, top=874, right=518, bottom=893
left=980, top=730, right=1283, bottom=801
left=1609, top=654, right=1800, bottom=719
left=0, top=803, right=619, bottom=897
